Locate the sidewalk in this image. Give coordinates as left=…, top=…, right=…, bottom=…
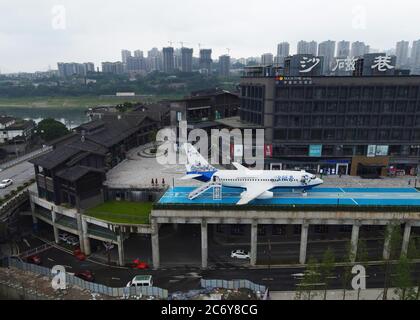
left=270, top=288, right=401, bottom=300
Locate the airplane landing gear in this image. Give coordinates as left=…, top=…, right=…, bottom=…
left=302, top=189, right=308, bottom=197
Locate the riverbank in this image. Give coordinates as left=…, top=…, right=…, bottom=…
left=0, top=94, right=183, bottom=108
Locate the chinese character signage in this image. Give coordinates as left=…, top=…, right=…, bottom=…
left=300, top=56, right=321, bottom=73
left=276, top=76, right=313, bottom=86
left=371, top=55, right=395, bottom=72
left=333, top=57, right=357, bottom=72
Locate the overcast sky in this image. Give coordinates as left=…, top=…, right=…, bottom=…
left=0, top=0, right=419, bottom=73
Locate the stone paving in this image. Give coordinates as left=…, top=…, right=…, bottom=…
left=105, top=145, right=419, bottom=190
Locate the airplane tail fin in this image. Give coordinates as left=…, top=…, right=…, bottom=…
left=182, top=143, right=215, bottom=173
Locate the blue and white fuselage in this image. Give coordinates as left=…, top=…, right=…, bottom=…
left=181, top=143, right=323, bottom=205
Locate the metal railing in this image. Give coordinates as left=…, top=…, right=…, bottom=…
left=201, top=279, right=266, bottom=296
left=6, top=258, right=168, bottom=299
left=0, top=146, right=53, bottom=170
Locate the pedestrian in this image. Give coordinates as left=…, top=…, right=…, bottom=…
left=162, top=178, right=165, bottom=186
left=151, top=178, right=155, bottom=186
left=155, top=178, right=158, bottom=185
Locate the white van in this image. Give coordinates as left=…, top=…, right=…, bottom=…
left=126, top=275, right=153, bottom=287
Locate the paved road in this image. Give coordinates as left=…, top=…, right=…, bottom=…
left=0, top=161, right=34, bottom=199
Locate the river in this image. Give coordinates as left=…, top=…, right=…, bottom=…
left=0, top=106, right=89, bottom=129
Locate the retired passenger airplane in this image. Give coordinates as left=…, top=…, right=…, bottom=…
left=181, top=143, right=323, bottom=205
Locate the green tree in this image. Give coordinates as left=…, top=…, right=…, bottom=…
left=36, top=118, right=69, bottom=142
left=382, top=222, right=402, bottom=300
left=393, top=255, right=415, bottom=300
left=407, top=238, right=420, bottom=299
left=295, top=257, right=321, bottom=300
left=342, top=241, right=356, bottom=300
left=320, top=247, right=335, bottom=300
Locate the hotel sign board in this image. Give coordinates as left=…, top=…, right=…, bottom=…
left=276, top=76, right=313, bottom=86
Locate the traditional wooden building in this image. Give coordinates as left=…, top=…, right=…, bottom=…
left=30, top=114, right=159, bottom=210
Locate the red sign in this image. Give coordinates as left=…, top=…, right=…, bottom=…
left=264, top=144, right=273, bottom=158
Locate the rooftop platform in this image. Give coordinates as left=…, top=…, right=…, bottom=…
left=158, top=186, right=420, bottom=208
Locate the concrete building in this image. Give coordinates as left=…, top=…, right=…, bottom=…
left=261, top=53, right=274, bottom=65
left=126, top=56, right=147, bottom=74
left=134, top=50, right=144, bottom=58
left=351, top=41, right=369, bottom=58
left=199, top=49, right=212, bottom=74
left=410, top=40, right=420, bottom=74
left=57, top=63, right=93, bottom=78
left=239, top=66, right=420, bottom=175
left=276, top=42, right=290, bottom=67
left=121, top=50, right=131, bottom=64
left=318, top=40, right=336, bottom=74
left=163, top=47, right=175, bottom=73
left=395, top=41, right=409, bottom=68
left=219, top=55, right=231, bottom=77
left=0, top=116, right=35, bottom=144
left=336, top=41, right=350, bottom=58
left=181, top=47, right=193, bottom=73
left=101, top=62, right=124, bottom=75
left=297, top=41, right=318, bottom=56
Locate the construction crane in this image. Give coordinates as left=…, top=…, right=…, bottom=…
left=179, top=41, right=189, bottom=48
left=226, top=48, right=231, bottom=55
left=168, top=41, right=174, bottom=47
left=198, top=43, right=205, bottom=50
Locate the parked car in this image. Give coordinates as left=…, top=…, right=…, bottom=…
left=126, top=275, right=153, bottom=287
left=75, top=270, right=94, bottom=282
left=230, top=249, right=250, bottom=259
left=26, top=255, right=42, bottom=265
left=0, top=179, right=13, bottom=189
left=131, top=259, right=149, bottom=270
left=58, top=233, right=70, bottom=243
left=73, top=249, right=86, bottom=261
left=66, top=236, right=79, bottom=246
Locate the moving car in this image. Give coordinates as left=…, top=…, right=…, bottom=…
left=75, top=270, right=94, bottom=282
left=26, top=255, right=41, bottom=265
left=0, top=179, right=13, bottom=189
left=230, top=249, right=250, bottom=259
left=126, top=275, right=153, bottom=287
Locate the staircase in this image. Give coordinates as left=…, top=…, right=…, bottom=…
left=188, top=181, right=221, bottom=200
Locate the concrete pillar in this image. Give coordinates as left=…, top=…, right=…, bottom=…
left=299, top=222, right=309, bottom=264
left=151, top=220, right=160, bottom=269
left=117, top=233, right=125, bottom=267
left=383, top=224, right=393, bottom=260
left=81, top=218, right=91, bottom=256
left=201, top=220, right=208, bottom=269
left=401, top=222, right=412, bottom=257
left=250, top=221, right=258, bottom=266
left=51, top=211, right=59, bottom=244
left=75, top=213, right=85, bottom=253
left=350, top=222, right=361, bottom=262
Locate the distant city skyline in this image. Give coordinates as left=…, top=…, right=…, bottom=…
left=1, top=0, right=420, bottom=73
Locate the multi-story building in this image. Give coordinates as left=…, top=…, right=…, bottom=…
left=276, top=42, right=290, bottom=67
left=134, top=50, right=144, bottom=58
left=396, top=41, right=410, bottom=68
left=199, top=49, right=213, bottom=74
left=101, top=62, right=124, bottom=75
left=351, top=41, right=369, bottom=58
left=238, top=65, right=420, bottom=176
left=297, top=41, right=318, bottom=56
left=219, top=55, right=231, bottom=77
left=261, top=53, right=274, bottom=65
left=121, top=49, right=131, bottom=64
left=336, top=41, right=350, bottom=58
left=181, top=47, right=193, bottom=73
left=163, top=47, right=174, bottom=73
left=57, top=63, right=93, bottom=78
left=411, top=40, right=420, bottom=74
left=0, top=116, right=35, bottom=144
left=126, top=56, right=147, bottom=74
left=318, top=40, right=336, bottom=74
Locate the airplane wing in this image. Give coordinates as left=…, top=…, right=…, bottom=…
left=236, top=183, right=273, bottom=205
